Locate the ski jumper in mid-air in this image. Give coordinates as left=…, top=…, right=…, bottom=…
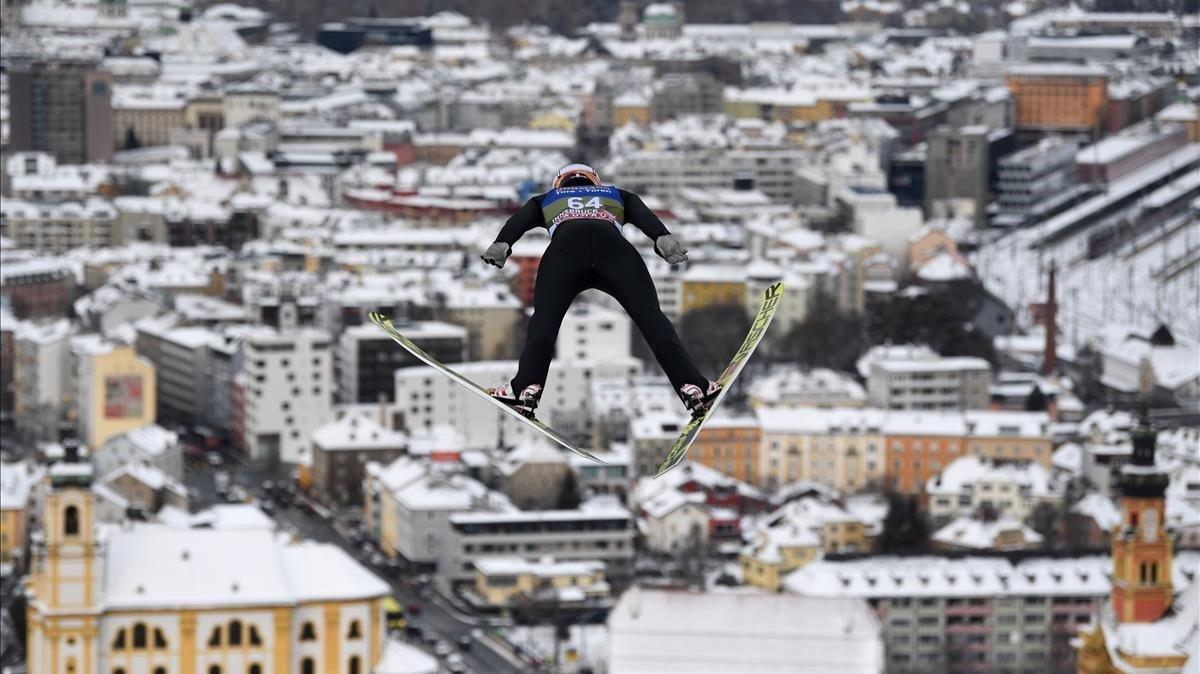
left=481, top=163, right=720, bottom=418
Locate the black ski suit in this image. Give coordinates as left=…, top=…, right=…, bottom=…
left=493, top=185, right=707, bottom=396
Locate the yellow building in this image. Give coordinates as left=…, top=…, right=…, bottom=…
left=612, top=92, right=651, bottom=128
left=680, top=266, right=747, bottom=314
left=756, top=407, right=887, bottom=491
left=739, top=525, right=820, bottom=592
left=71, top=336, right=156, bottom=449
left=1076, top=419, right=1191, bottom=674
left=473, top=557, right=609, bottom=609
left=1, top=460, right=43, bottom=566
left=112, top=95, right=187, bottom=149
left=740, top=495, right=871, bottom=592
left=26, top=454, right=391, bottom=674
left=906, top=224, right=959, bottom=274
left=961, top=411, right=1054, bottom=469
left=724, top=89, right=834, bottom=124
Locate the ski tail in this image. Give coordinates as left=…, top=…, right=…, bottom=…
left=654, top=282, right=784, bottom=477
left=367, top=313, right=606, bottom=464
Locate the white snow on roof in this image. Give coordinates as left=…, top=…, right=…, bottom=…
left=0, top=461, right=44, bottom=511
left=748, top=367, right=867, bottom=406
left=1071, top=494, right=1121, bottom=531
left=474, top=556, right=604, bottom=578
left=855, top=343, right=938, bottom=378
left=931, top=515, right=1043, bottom=551
left=103, top=528, right=387, bottom=610
left=374, top=638, right=439, bottom=674
left=1052, top=442, right=1084, bottom=475
left=925, top=455, right=1057, bottom=499
left=102, top=462, right=185, bottom=496
left=642, top=489, right=707, bottom=521
left=312, top=412, right=407, bottom=452
left=110, top=424, right=178, bottom=457
left=608, top=587, right=883, bottom=673
left=916, top=250, right=973, bottom=282
left=187, top=504, right=276, bottom=531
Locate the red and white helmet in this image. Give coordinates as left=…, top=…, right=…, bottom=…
left=552, top=163, right=602, bottom=189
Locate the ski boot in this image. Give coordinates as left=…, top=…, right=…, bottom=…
left=679, top=380, right=721, bottom=418
left=489, top=383, right=542, bottom=419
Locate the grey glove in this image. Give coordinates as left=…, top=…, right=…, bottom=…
left=656, top=234, right=688, bottom=265
left=481, top=241, right=510, bottom=268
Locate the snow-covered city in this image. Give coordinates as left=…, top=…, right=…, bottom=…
left=0, top=0, right=1197, bottom=673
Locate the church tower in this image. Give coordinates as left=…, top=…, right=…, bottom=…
left=1110, top=415, right=1173, bottom=623
left=25, top=441, right=103, bottom=674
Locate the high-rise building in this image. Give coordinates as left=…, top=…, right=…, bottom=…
left=7, top=57, right=114, bottom=164
left=924, top=125, right=991, bottom=226
left=1005, top=63, right=1108, bottom=134
left=994, top=136, right=1080, bottom=227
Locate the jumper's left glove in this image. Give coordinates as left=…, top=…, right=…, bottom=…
left=656, top=234, right=688, bottom=265
left=481, top=241, right=510, bottom=268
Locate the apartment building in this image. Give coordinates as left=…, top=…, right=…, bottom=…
left=236, top=327, right=333, bottom=465
left=995, top=136, right=1080, bottom=225
left=134, top=319, right=221, bottom=427
left=12, top=320, right=73, bottom=441
left=756, top=407, right=887, bottom=491
left=0, top=200, right=120, bottom=254
left=786, top=555, right=1130, bottom=674
left=1006, top=63, right=1109, bottom=133
left=925, top=455, right=1061, bottom=526
left=71, top=335, right=157, bottom=449
left=689, top=415, right=762, bottom=485
left=336, top=321, right=466, bottom=404
left=867, top=355, right=991, bottom=411
left=606, top=147, right=807, bottom=203
left=689, top=407, right=1051, bottom=493
left=394, top=357, right=641, bottom=450
left=887, top=410, right=1053, bottom=494
left=439, top=506, right=635, bottom=585
left=310, top=412, right=406, bottom=505
left=7, top=56, right=114, bottom=164
left=0, top=258, right=77, bottom=319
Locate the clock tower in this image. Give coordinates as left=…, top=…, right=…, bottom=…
left=1109, top=415, right=1172, bottom=623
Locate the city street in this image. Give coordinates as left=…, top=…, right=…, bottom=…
left=184, top=451, right=524, bottom=674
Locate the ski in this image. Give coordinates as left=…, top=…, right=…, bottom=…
left=655, top=282, right=784, bottom=477
left=368, top=312, right=606, bottom=464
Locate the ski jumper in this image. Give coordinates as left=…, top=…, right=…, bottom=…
left=493, top=185, right=708, bottom=395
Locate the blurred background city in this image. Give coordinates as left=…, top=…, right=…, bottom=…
left=0, top=0, right=1198, bottom=672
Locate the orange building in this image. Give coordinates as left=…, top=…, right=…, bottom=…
left=689, top=416, right=761, bottom=484
left=1006, top=64, right=1108, bottom=132
left=883, top=411, right=972, bottom=494
left=883, top=411, right=1052, bottom=494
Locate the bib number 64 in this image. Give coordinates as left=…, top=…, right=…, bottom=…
left=567, top=196, right=602, bottom=209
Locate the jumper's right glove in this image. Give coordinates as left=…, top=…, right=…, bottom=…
left=481, top=241, right=510, bottom=268
left=656, top=234, right=688, bottom=265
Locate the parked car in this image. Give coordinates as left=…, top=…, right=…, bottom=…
left=446, top=653, right=467, bottom=673
left=406, top=602, right=422, bottom=616
left=434, top=640, right=452, bottom=658
left=259, top=500, right=276, bottom=516
left=206, top=451, right=223, bottom=467
left=404, top=623, right=423, bottom=640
